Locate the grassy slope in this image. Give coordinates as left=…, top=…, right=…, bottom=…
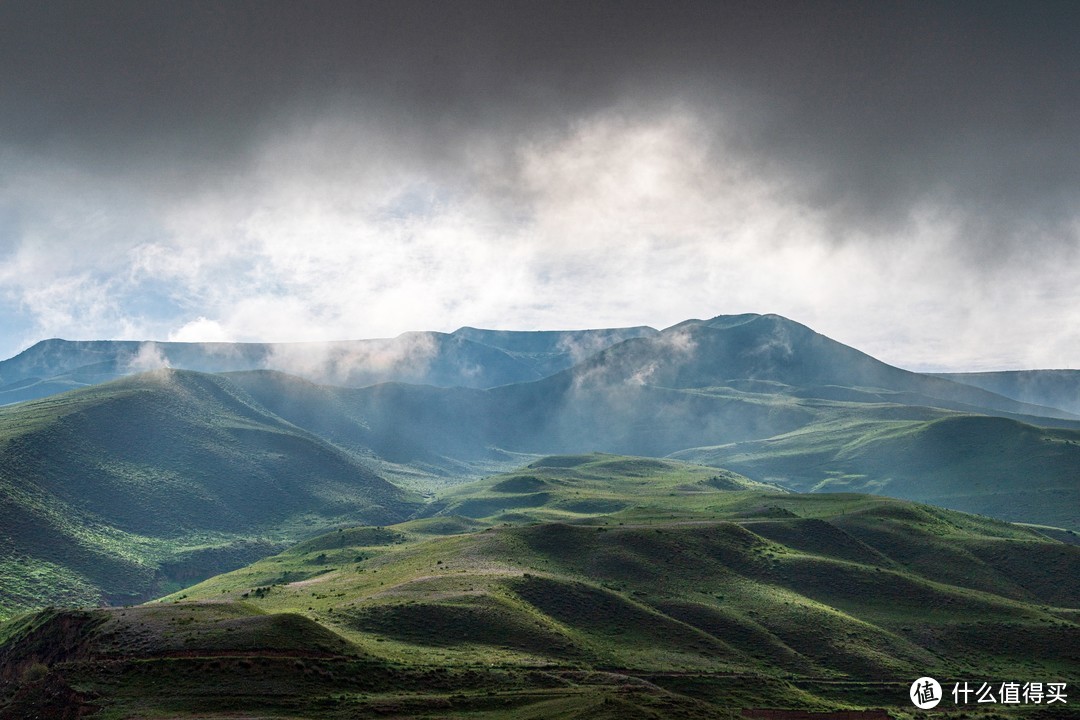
left=4, top=455, right=1072, bottom=718
left=221, top=369, right=535, bottom=487
left=9, top=313, right=1078, bottom=541
left=4, top=356, right=1078, bottom=628
left=226, top=365, right=1080, bottom=531
left=0, top=369, right=419, bottom=621
left=674, top=414, right=1080, bottom=529
left=169, top=456, right=1080, bottom=678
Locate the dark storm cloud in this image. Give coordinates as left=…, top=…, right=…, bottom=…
left=2, top=0, right=1079, bottom=369
left=3, top=0, right=1077, bottom=248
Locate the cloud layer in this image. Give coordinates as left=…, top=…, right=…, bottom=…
left=1, top=1, right=1077, bottom=370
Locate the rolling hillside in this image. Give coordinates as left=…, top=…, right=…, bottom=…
left=0, top=370, right=419, bottom=620
left=3, top=314, right=1079, bottom=626
left=216, top=317, right=1080, bottom=528
left=3, top=455, right=1075, bottom=718
left=673, top=414, right=1080, bottom=529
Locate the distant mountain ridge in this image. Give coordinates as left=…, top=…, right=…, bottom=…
left=545, top=314, right=1078, bottom=419
left=936, top=369, right=1080, bottom=416
left=4, top=317, right=1076, bottom=422
left=0, top=326, right=657, bottom=405
left=221, top=314, right=1080, bottom=526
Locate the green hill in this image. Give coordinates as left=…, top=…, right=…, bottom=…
left=0, top=369, right=419, bottom=621
left=5, top=316, right=1079, bottom=625
left=3, top=455, right=1075, bottom=718
left=168, top=455, right=1079, bottom=683
left=673, top=414, right=1080, bottom=529
left=4, top=315, right=1080, bottom=630
left=432, top=453, right=780, bottom=522
left=6, top=315, right=1078, bottom=531
left=219, top=328, right=1080, bottom=529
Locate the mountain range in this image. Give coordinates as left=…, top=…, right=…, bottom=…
left=2, top=313, right=1079, bottom=717
left=0, top=326, right=657, bottom=406
left=934, top=368, right=1080, bottom=416
left=5, top=317, right=1080, bottom=419
left=2, top=313, right=1079, bottom=621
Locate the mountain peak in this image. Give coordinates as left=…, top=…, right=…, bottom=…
left=701, top=312, right=766, bottom=329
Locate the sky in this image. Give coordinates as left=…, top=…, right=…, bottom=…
left=1, top=1, right=1078, bottom=372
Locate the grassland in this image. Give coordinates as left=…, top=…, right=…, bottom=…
left=0, top=369, right=419, bottom=621
left=5, top=314, right=1080, bottom=623
left=4, top=455, right=1075, bottom=718
left=674, top=414, right=1080, bottom=530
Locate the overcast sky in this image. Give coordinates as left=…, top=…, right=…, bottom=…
left=1, top=1, right=1078, bottom=371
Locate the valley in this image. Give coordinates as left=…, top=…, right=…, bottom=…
left=0, top=315, right=1077, bottom=717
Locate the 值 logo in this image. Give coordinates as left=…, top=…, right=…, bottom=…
left=910, top=677, right=942, bottom=709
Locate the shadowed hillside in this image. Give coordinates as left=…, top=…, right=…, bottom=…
left=0, top=370, right=419, bottom=620
left=674, top=414, right=1080, bottom=529
left=217, top=317, right=1080, bottom=529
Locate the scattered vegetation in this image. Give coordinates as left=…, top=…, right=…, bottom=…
left=3, top=455, right=1071, bottom=717
left=3, top=314, right=1079, bottom=716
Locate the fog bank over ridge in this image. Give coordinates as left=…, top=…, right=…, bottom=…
left=3, top=314, right=1078, bottom=424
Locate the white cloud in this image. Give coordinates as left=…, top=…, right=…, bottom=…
left=1, top=107, right=1078, bottom=371
left=126, top=342, right=171, bottom=372
left=167, top=317, right=232, bottom=343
